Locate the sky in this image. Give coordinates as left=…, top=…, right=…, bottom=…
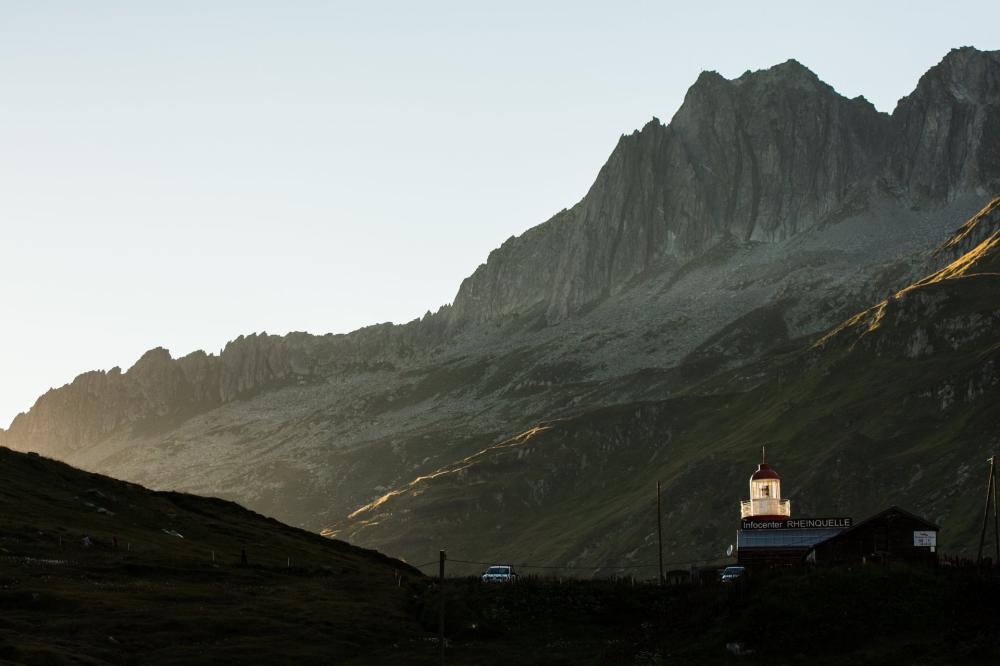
left=1, top=1, right=998, bottom=426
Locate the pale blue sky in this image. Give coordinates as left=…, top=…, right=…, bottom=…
left=1, top=1, right=997, bottom=426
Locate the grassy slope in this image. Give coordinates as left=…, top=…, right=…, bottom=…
left=0, top=446, right=435, bottom=664
left=13, top=447, right=994, bottom=666
left=3, top=445, right=998, bottom=664
left=337, top=201, right=1000, bottom=572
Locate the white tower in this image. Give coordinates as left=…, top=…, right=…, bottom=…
left=740, top=447, right=791, bottom=519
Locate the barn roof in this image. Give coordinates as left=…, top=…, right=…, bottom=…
left=806, top=505, right=939, bottom=555
left=845, top=505, right=939, bottom=533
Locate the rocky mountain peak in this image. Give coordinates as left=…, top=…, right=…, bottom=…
left=687, top=69, right=727, bottom=91
left=899, top=47, right=1000, bottom=125
left=449, top=53, right=908, bottom=327
left=887, top=47, right=1000, bottom=201
left=919, top=47, right=1000, bottom=101
left=129, top=346, right=173, bottom=371
left=681, top=59, right=826, bottom=107
left=742, top=58, right=823, bottom=88
left=443, top=48, right=999, bottom=330
left=637, top=116, right=664, bottom=133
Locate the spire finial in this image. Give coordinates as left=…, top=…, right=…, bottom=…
left=762, top=445, right=766, bottom=464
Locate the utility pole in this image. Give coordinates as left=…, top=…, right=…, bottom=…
left=439, top=550, right=446, bottom=662
left=993, top=456, right=999, bottom=564
left=657, top=481, right=664, bottom=586
left=978, top=457, right=997, bottom=568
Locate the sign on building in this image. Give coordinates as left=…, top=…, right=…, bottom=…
left=913, top=530, right=937, bottom=550
left=741, top=517, right=852, bottom=530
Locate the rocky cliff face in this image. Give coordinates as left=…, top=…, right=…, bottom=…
left=0, top=326, right=422, bottom=458
left=931, top=196, right=1000, bottom=265
left=887, top=47, right=1000, bottom=202
left=448, top=48, right=1000, bottom=328
left=0, top=337, right=310, bottom=458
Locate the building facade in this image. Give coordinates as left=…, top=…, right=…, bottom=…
left=805, top=506, right=939, bottom=566
left=736, top=451, right=850, bottom=567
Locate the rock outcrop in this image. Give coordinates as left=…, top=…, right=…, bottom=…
left=0, top=336, right=308, bottom=457
left=0, top=326, right=423, bottom=458
left=887, top=47, right=1000, bottom=201
left=932, top=195, right=1000, bottom=264
left=448, top=48, right=1000, bottom=329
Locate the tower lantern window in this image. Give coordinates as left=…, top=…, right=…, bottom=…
left=740, top=447, right=791, bottom=519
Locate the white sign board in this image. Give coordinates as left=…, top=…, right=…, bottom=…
left=913, top=531, right=936, bottom=547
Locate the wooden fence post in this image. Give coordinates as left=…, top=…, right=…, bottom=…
left=657, top=481, right=664, bottom=587
left=978, top=457, right=996, bottom=568
left=439, top=550, right=446, bottom=662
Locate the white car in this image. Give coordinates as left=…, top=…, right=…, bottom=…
left=720, top=565, right=746, bottom=582
left=481, top=565, right=518, bottom=582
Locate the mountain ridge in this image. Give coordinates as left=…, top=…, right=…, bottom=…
left=333, top=196, right=1000, bottom=567
left=5, top=48, right=997, bottom=442
left=3, top=47, right=999, bottom=570
left=447, top=47, right=999, bottom=329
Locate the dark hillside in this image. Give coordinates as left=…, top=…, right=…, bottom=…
left=434, top=567, right=1000, bottom=664
left=0, top=446, right=428, bottom=664
left=3, top=448, right=996, bottom=665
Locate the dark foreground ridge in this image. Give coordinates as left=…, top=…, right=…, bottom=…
left=3, top=446, right=1000, bottom=664
left=436, top=566, right=1000, bottom=664
left=0, top=446, right=429, bottom=664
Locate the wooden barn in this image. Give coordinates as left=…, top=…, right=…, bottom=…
left=805, top=506, right=939, bottom=566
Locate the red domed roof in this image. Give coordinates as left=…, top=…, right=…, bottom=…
left=751, top=463, right=780, bottom=481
